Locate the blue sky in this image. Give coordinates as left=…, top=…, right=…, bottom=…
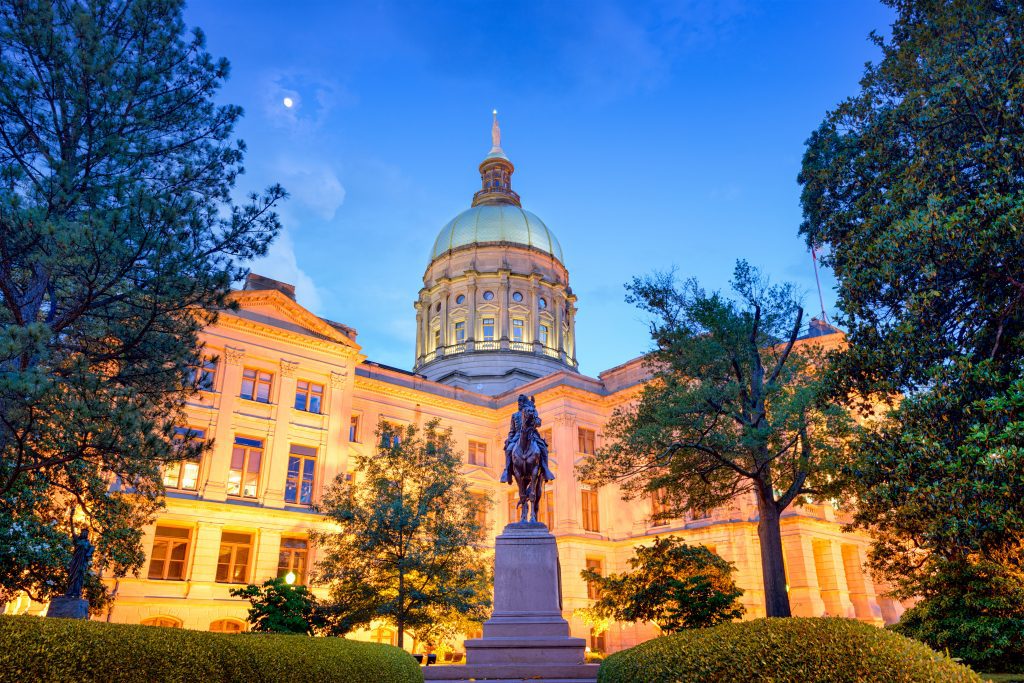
left=185, top=0, right=895, bottom=377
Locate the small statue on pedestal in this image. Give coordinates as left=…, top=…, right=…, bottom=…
left=47, top=528, right=93, bottom=619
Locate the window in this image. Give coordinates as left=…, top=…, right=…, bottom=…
left=228, top=436, right=263, bottom=498
left=294, top=380, right=324, bottom=413
left=456, top=294, right=466, bottom=305
left=216, top=531, right=253, bottom=583
left=482, top=318, right=495, bottom=341
left=148, top=526, right=191, bottom=581
left=512, top=291, right=523, bottom=302
left=472, top=493, right=489, bottom=530
left=371, top=627, right=396, bottom=645
left=454, top=321, right=466, bottom=343
left=141, top=616, right=182, bottom=628
left=512, top=319, right=525, bottom=342
left=539, top=297, right=547, bottom=309
left=589, top=628, right=606, bottom=654
left=285, top=445, right=317, bottom=505
left=434, top=328, right=441, bottom=348
left=278, top=537, right=308, bottom=585
left=651, top=488, right=670, bottom=522
left=164, top=427, right=205, bottom=491
left=482, top=290, right=495, bottom=301
left=240, top=367, right=273, bottom=403
left=210, top=619, right=245, bottom=633
left=586, top=557, right=604, bottom=600
left=582, top=488, right=600, bottom=532
left=539, top=324, right=549, bottom=346
left=468, top=440, right=487, bottom=466
left=349, top=414, right=360, bottom=442
left=508, top=489, right=555, bottom=527
left=381, top=422, right=403, bottom=448
left=189, top=357, right=217, bottom=391
left=578, top=428, right=596, bottom=455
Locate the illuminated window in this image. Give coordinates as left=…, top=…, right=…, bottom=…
left=294, top=380, right=323, bottom=413
left=472, top=493, right=489, bottom=530
left=380, top=422, right=403, bottom=448
left=586, top=557, right=604, bottom=600
left=651, top=488, right=670, bottom=522
left=434, top=328, right=441, bottom=349
left=454, top=321, right=466, bottom=343
left=349, top=415, right=360, bottom=442
left=285, top=445, right=316, bottom=505
left=582, top=488, right=600, bottom=532
left=468, top=440, right=487, bottom=466
left=277, top=537, right=308, bottom=585
left=189, top=357, right=217, bottom=391
left=589, top=628, right=606, bottom=654
left=164, top=427, right=204, bottom=491
left=482, top=318, right=495, bottom=341
left=240, top=368, right=273, bottom=403
left=371, top=627, right=396, bottom=645
left=141, top=616, right=182, bottom=628
left=578, top=428, right=596, bottom=455
left=508, top=489, right=554, bottom=527
left=216, top=531, right=253, bottom=584
left=512, top=319, right=525, bottom=342
left=228, top=436, right=263, bottom=498
left=210, top=619, right=245, bottom=633
left=539, top=324, right=549, bottom=346
left=148, top=526, right=190, bottom=580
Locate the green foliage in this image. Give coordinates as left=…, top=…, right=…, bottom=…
left=798, top=0, right=1024, bottom=664
left=580, top=262, right=853, bottom=617
left=0, top=0, right=283, bottom=605
left=579, top=537, right=744, bottom=633
left=229, top=577, right=322, bottom=635
left=314, top=420, right=491, bottom=648
left=597, top=617, right=983, bottom=683
left=0, top=614, right=422, bottom=683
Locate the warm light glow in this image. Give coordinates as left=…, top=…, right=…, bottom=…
left=492, top=109, right=497, bottom=116
left=285, top=571, right=296, bottom=585
left=283, top=97, right=294, bottom=108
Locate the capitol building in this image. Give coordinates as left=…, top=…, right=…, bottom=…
left=53, top=121, right=903, bottom=652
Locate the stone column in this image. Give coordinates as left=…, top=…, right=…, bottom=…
left=468, top=276, right=478, bottom=349
left=499, top=271, right=510, bottom=348
left=204, top=346, right=245, bottom=502
left=813, top=538, right=856, bottom=618
left=552, top=413, right=580, bottom=531
left=263, top=359, right=298, bottom=507
left=254, top=528, right=283, bottom=583
left=439, top=287, right=449, bottom=349
left=565, top=300, right=577, bottom=363
left=414, top=303, right=423, bottom=364
left=840, top=543, right=883, bottom=623
left=554, top=290, right=565, bottom=361
left=782, top=533, right=826, bottom=616
left=187, top=521, right=225, bottom=594
left=321, top=368, right=353, bottom=492
left=529, top=278, right=540, bottom=349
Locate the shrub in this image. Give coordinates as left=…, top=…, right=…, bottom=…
left=597, top=617, right=982, bottom=683
left=0, top=615, right=422, bottom=683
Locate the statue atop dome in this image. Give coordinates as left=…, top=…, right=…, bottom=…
left=491, top=109, right=501, bottom=150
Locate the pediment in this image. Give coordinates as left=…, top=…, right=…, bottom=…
left=224, top=289, right=360, bottom=350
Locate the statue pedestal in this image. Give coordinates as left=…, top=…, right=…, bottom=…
left=424, top=524, right=597, bottom=682
left=46, top=596, right=89, bottom=619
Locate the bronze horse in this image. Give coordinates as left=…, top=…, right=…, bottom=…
left=508, top=399, right=546, bottom=524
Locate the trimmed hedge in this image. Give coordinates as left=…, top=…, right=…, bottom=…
left=597, top=617, right=983, bottom=683
left=0, top=615, right=422, bottom=683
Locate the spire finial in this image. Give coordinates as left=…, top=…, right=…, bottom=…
left=491, top=109, right=501, bottom=150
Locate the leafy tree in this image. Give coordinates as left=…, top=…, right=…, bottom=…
left=580, top=262, right=853, bottom=617
left=798, top=0, right=1024, bottom=662
left=0, top=0, right=283, bottom=607
left=579, top=537, right=744, bottom=634
left=230, top=577, right=322, bottom=635
left=313, top=420, right=491, bottom=648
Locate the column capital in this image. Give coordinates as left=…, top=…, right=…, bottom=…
left=224, top=346, right=245, bottom=366
left=280, top=359, right=299, bottom=378
left=330, top=369, right=348, bottom=388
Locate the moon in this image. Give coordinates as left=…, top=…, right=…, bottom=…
left=283, top=97, right=294, bottom=108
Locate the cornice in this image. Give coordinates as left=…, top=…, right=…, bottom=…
left=213, top=314, right=365, bottom=362
left=353, top=375, right=498, bottom=420
left=226, top=289, right=361, bottom=351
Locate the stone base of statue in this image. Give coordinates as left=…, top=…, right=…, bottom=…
left=423, top=523, right=598, bottom=682
left=46, top=596, right=89, bottom=619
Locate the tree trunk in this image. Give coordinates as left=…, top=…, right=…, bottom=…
left=397, top=570, right=405, bottom=648
left=755, top=486, right=792, bottom=617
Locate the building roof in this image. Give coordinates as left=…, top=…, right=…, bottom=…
left=429, top=204, right=565, bottom=263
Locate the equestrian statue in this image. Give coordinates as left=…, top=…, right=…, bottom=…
left=500, top=394, right=555, bottom=525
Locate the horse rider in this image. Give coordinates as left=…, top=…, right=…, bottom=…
left=500, top=394, right=556, bottom=483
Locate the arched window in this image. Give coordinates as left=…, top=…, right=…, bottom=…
left=371, top=626, right=396, bottom=645
left=210, top=619, right=246, bottom=633
left=141, top=616, right=182, bottom=628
